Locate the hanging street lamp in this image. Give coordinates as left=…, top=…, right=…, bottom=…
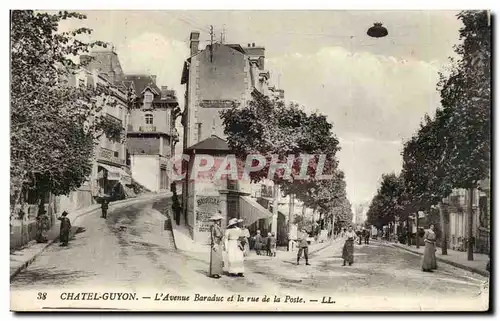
left=367, top=22, right=388, bottom=38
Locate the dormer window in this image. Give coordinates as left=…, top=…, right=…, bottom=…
left=144, top=92, right=153, bottom=109
left=145, top=113, right=153, bottom=125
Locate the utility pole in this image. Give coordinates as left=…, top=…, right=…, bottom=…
left=271, top=184, right=279, bottom=237
left=288, top=193, right=294, bottom=250
left=220, top=25, right=226, bottom=44
left=416, top=211, right=420, bottom=249
left=467, top=188, right=474, bottom=261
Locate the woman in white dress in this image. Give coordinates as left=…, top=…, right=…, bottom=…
left=224, top=218, right=245, bottom=277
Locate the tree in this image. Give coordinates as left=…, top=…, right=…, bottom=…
left=10, top=10, right=123, bottom=216
left=221, top=91, right=340, bottom=189
left=402, top=109, right=454, bottom=254
left=366, top=173, right=405, bottom=231
left=438, top=10, right=491, bottom=260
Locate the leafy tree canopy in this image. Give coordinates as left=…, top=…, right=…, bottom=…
left=11, top=10, right=124, bottom=203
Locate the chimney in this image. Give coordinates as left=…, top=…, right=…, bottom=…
left=161, top=86, right=169, bottom=99
left=190, top=31, right=200, bottom=56
left=151, top=75, right=157, bottom=84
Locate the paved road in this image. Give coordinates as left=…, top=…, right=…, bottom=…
left=11, top=200, right=488, bottom=309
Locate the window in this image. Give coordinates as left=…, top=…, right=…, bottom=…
left=197, top=123, right=202, bottom=142
left=144, top=93, right=153, bottom=103
left=145, top=113, right=154, bottom=124
left=78, top=79, right=85, bottom=88
left=144, top=92, right=153, bottom=109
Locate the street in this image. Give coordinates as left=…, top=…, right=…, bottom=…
left=11, top=198, right=487, bottom=304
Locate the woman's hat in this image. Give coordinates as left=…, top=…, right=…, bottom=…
left=227, top=218, right=239, bottom=227
left=237, top=219, right=244, bottom=223
left=61, top=211, right=68, bottom=217
left=209, top=213, right=223, bottom=221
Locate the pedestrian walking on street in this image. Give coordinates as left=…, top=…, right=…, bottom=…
left=101, top=199, right=109, bottom=219
left=269, top=232, right=277, bottom=257
left=342, top=226, right=357, bottom=266
left=421, top=224, right=438, bottom=272
left=296, top=230, right=310, bottom=265
left=266, top=232, right=277, bottom=256
left=363, top=228, right=370, bottom=245
left=208, top=212, right=224, bottom=279
left=58, top=211, right=71, bottom=247
left=254, top=230, right=263, bottom=255
left=224, top=218, right=245, bottom=277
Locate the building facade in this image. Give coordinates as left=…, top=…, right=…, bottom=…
left=445, top=179, right=490, bottom=254
left=125, top=75, right=180, bottom=192
left=180, top=33, right=282, bottom=243
left=57, top=65, right=132, bottom=213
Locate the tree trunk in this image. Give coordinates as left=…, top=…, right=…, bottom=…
left=331, top=213, right=336, bottom=239
left=407, top=217, right=411, bottom=246
left=439, top=201, right=448, bottom=255
left=467, top=188, right=474, bottom=261
left=288, top=194, right=294, bottom=241
left=415, top=212, right=420, bottom=249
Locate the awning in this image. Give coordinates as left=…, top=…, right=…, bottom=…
left=97, top=164, right=132, bottom=185
left=239, top=196, right=273, bottom=226
left=98, top=164, right=121, bottom=180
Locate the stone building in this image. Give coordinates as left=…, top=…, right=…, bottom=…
left=445, top=179, right=490, bottom=254
left=125, top=74, right=180, bottom=192
left=180, top=32, right=281, bottom=243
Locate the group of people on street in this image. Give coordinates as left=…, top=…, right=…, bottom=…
left=252, top=230, right=277, bottom=257
left=208, top=212, right=247, bottom=279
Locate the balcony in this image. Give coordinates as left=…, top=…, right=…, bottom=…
left=139, top=125, right=157, bottom=132
left=98, top=147, right=125, bottom=166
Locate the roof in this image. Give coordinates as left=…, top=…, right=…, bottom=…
left=181, top=43, right=247, bottom=85
left=124, top=75, right=161, bottom=96
left=226, top=44, right=246, bottom=54
left=185, top=135, right=231, bottom=152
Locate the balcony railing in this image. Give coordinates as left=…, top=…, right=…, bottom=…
left=139, top=125, right=157, bottom=132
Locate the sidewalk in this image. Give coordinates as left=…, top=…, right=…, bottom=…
left=175, top=228, right=343, bottom=264
left=383, top=241, right=490, bottom=277
left=10, top=192, right=171, bottom=280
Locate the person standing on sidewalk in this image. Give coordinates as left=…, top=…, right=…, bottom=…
left=296, top=230, right=311, bottom=266
left=363, top=228, right=370, bottom=245
left=101, top=199, right=109, bottom=219
left=342, top=225, right=357, bottom=266
left=58, top=211, right=71, bottom=247
left=421, top=224, right=437, bottom=272
left=224, top=218, right=245, bottom=277
left=208, top=212, right=224, bottom=279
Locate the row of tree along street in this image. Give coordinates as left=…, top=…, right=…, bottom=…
left=221, top=90, right=353, bottom=237
left=366, top=11, right=490, bottom=261
left=11, top=11, right=125, bottom=219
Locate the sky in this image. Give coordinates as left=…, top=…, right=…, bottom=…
left=59, top=10, right=463, bottom=207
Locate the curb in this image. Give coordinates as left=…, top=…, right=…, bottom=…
left=386, top=242, right=490, bottom=277
left=10, top=193, right=172, bottom=281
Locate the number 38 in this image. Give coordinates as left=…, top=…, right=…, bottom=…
left=37, top=292, right=47, bottom=300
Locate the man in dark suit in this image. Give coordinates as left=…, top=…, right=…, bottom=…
left=296, top=230, right=311, bottom=266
